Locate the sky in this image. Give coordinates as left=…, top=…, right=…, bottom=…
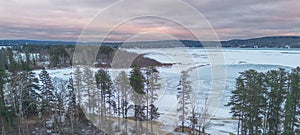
left=0, top=0, right=299, bottom=41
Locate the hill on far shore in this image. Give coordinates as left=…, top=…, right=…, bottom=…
left=1, top=36, right=300, bottom=48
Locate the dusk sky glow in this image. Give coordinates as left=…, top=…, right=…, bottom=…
left=0, top=0, right=299, bottom=41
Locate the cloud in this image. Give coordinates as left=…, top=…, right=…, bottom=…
left=188, top=0, right=300, bottom=39
left=0, top=0, right=299, bottom=41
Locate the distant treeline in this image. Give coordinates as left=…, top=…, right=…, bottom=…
left=1, top=36, right=300, bottom=48
left=0, top=44, right=168, bottom=70
left=221, top=36, right=300, bottom=48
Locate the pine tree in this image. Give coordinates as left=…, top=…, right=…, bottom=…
left=32, top=54, right=37, bottom=67
left=129, top=65, right=146, bottom=134
left=264, top=68, right=288, bottom=134
left=39, top=69, right=55, bottom=117
left=145, top=66, right=161, bottom=134
left=0, top=67, right=6, bottom=110
left=17, top=53, right=30, bottom=72
left=0, top=48, right=9, bottom=69
left=3, top=49, right=41, bottom=134
left=95, top=69, right=114, bottom=119
left=114, top=71, right=132, bottom=133
left=129, top=65, right=146, bottom=120
left=95, top=69, right=115, bottom=134
left=73, top=66, right=83, bottom=106
left=25, top=51, right=32, bottom=70
left=227, top=70, right=266, bottom=134
left=7, top=48, right=19, bottom=74
left=66, top=77, right=77, bottom=134
left=283, top=93, right=294, bottom=134
left=9, top=71, right=40, bottom=119
left=145, top=66, right=160, bottom=117
left=114, top=71, right=132, bottom=118
left=283, top=67, right=300, bottom=134
left=226, top=77, right=246, bottom=135
left=177, top=71, right=192, bottom=132
left=0, top=67, right=12, bottom=134
left=82, top=66, right=96, bottom=114
left=245, top=70, right=266, bottom=134
left=52, top=77, right=69, bottom=133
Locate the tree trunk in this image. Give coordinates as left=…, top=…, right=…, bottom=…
left=151, top=120, right=153, bottom=135
left=146, top=88, right=149, bottom=134
left=182, top=121, right=184, bottom=133
left=182, top=89, right=185, bottom=133
left=237, top=115, right=240, bottom=135
left=1, top=119, right=5, bottom=135
left=125, top=119, right=128, bottom=133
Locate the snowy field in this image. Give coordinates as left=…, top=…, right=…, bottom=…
left=34, top=48, right=300, bottom=134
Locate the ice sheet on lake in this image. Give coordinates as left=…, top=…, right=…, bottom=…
left=36, top=48, right=300, bottom=134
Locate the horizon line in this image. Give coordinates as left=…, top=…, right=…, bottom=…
left=1, top=35, right=300, bottom=43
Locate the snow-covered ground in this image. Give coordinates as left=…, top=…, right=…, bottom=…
left=35, top=48, right=300, bottom=135
left=0, top=46, right=10, bottom=49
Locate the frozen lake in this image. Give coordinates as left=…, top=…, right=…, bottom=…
left=127, top=48, right=299, bottom=134
left=37, top=48, right=300, bottom=134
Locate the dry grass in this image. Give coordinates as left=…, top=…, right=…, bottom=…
left=173, top=126, right=209, bottom=135
left=89, top=115, right=168, bottom=134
